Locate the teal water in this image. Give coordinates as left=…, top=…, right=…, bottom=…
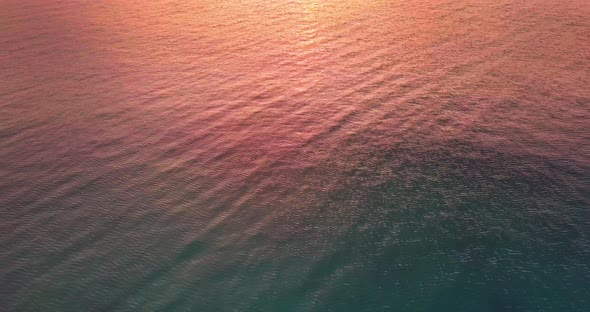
left=1, top=0, right=589, bottom=311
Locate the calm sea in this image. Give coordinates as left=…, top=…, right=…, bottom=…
left=1, top=0, right=589, bottom=311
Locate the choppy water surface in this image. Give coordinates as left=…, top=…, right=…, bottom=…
left=1, top=0, right=589, bottom=311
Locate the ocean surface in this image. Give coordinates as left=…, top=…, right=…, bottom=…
left=1, top=0, right=589, bottom=311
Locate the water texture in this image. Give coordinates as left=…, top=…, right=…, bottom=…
left=1, top=0, right=589, bottom=311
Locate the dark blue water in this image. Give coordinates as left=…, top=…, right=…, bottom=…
left=1, top=0, right=589, bottom=311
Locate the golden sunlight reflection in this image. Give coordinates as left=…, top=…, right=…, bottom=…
left=293, top=3, right=323, bottom=57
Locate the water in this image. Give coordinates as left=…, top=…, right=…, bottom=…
left=1, top=0, right=589, bottom=311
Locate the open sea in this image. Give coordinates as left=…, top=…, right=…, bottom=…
left=1, top=0, right=589, bottom=311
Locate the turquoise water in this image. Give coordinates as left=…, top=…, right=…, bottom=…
left=1, top=0, right=589, bottom=311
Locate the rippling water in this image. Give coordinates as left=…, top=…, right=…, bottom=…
left=1, top=0, right=589, bottom=311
